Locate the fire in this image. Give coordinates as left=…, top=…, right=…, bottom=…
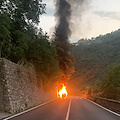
left=57, top=84, right=68, bottom=99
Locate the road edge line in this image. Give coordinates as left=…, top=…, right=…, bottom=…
left=3, top=98, right=57, bottom=120
left=83, top=97, right=120, bottom=117
left=65, top=98, right=71, bottom=120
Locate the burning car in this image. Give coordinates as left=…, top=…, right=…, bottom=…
left=57, top=84, right=68, bottom=99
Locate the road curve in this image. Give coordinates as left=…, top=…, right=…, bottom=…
left=3, top=96, right=120, bottom=120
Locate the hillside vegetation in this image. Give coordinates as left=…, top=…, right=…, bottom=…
left=71, top=29, right=120, bottom=99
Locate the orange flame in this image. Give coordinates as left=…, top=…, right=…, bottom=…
left=57, top=84, right=68, bottom=99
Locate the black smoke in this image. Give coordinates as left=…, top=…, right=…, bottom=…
left=54, top=0, right=89, bottom=81
left=54, top=0, right=74, bottom=82
left=55, top=0, right=90, bottom=41
left=55, top=0, right=71, bottom=42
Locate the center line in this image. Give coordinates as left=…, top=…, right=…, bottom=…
left=65, top=98, right=71, bottom=120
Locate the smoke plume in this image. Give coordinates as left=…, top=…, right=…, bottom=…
left=55, top=0, right=90, bottom=41
left=54, top=0, right=90, bottom=81
left=55, top=0, right=71, bottom=42
left=54, top=0, right=73, bottom=82
left=69, top=0, right=91, bottom=39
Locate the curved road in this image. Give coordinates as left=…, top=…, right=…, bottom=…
left=3, top=96, right=120, bottom=120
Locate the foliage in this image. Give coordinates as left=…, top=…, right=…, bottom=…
left=0, top=0, right=46, bottom=25
left=72, top=29, right=120, bottom=93
left=0, top=13, right=12, bottom=58
left=0, top=0, right=60, bottom=88
left=26, top=33, right=59, bottom=84
left=100, top=64, right=120, bottom=99
left=73, top=30, right=120, bottom=84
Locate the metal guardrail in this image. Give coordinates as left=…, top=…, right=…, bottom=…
left=94, top=97, right=120, bottom=114
left=95, top=97, right=120, bottom=103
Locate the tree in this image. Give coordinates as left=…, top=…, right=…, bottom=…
left=25, top=32, right=60, bottom=87
left=0, top=13, right=12, bottom=58
left=101, top=64, right=120, bottom=99
left=0, top=0, right=60, bottom=86
left=0, top=0, right=46, bottom=61
left=0, top=0, right=46, bottom=25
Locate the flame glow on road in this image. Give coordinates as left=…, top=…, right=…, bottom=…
left=57, top=84, right=68, bottom=99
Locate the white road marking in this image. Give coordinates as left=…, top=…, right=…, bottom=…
left=71, top=96, right=82, bottom=99
left=83, top=98, right=120, bottom=117
left=3, top=98, right=57, bottom=120
left=65, top=98, right=71, bottom=120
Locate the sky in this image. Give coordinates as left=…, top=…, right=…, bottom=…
left=39, top=0, right=120, bottom=43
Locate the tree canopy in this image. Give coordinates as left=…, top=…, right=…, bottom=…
left=101, top=64, right=120, bottom=99
left=0, top=0, right=60, bottom=89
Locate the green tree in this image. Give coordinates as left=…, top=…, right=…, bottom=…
left=101, top=64, right=120, bottom=99
left=0, top=14, right=12, bottom=58
left=0, top=0, right=46, bottom=25
left=0, top=0, right=46, bottom=61
left=26, top=32, right=59, bottom=87
left=9, top=30, right=31, bottom=62
left=0, top=0, right=60, bottom=88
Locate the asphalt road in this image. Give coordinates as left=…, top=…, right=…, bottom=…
left=3, top=96, right=120, bottom=120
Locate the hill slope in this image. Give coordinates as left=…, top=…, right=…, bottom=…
left=71, top=29, right=120, bottom=89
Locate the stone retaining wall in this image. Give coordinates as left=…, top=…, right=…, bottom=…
left=0, top=58, right=54, bottom=113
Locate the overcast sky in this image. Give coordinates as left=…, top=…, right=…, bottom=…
left=39, top=0, right=120, bottom=42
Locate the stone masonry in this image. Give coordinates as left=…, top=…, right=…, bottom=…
left=0, top=58, right=53, bottom=113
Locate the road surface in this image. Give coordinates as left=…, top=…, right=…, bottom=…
left=3, top=96, right=120, bottom=120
